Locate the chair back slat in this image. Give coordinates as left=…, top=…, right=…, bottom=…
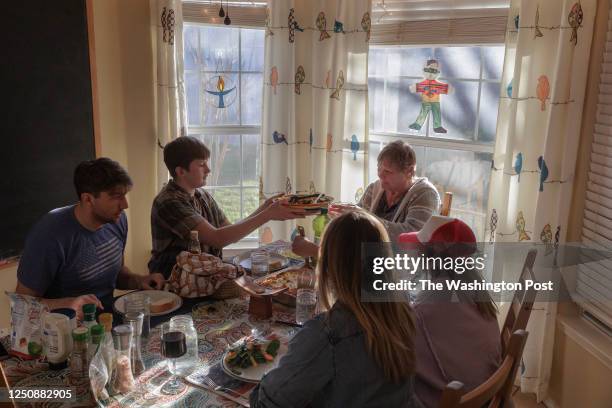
left=440, top=192, right=453, bottom=216
left=500, top=249, right=537, bottom=355
left=439, top=330, right=529, bottom=408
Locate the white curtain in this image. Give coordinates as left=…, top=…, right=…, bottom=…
left=488, top=0, right=595, bottom=400
left=151, top=0, right=188, bottom=188
left=260, top=0, right=371, bottom=244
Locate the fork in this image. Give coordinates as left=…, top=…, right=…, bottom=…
left=200, top=375, right=249, bottom=404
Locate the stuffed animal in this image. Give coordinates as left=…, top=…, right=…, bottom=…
left=409, top=59, right=452, bottom=134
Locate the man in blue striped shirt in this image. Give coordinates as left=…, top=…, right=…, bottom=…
left=16, top=158, right=165, bottom=318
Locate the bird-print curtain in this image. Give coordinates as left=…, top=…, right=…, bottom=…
left=487, top=0, right=595, bottom=400
left=151, top=0, right=187, bottom=188
left=260, top=0, right=371, bottom=243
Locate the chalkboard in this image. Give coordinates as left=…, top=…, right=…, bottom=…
left=0, top=0, right=98, bottom=263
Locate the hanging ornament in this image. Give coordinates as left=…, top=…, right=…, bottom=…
left=326, top=133, right=333, bottom=152
left=489, top=209, right=498, bottom=243
left=408, top=59, right=450, bottom=134
left=224, top=1, right=231, bottom=25
left=334, top=20, right=345, bottom=34
left=350, top=135, right=359, bottom=161
left=204, top=74, right=236, bottom=109
left=534, top=5, right=544, bottom=38
left=259, top=176, right=265, bottom=202
left=273, top=130, right=288, bottom=145
left=330, top=70, right=344, bottom=100
left=288, top=8, right=304, bottom=43
left=538, top=156, right=549, bottom=192
left=309, top=128, right=313, bottom=153
left=516, top=211, right=531, bottom=241
left=285, top=177, right=292, bottom=194
left=316, top=12, right=331, bottom=41
left=568, top=2, right=583, bottom=46
left=218, top=0, right=225, bottom=17
left=325, top=70, right=331, bottom=88
left=554, top=226, right=561, bottom=249
left=514, top=153, right=523, bottom=182
left=361, top=12, right=371, bottom=42
left=294, top=66, right=305, bottom=94
left=540, top=224, right=553, bottom=243
left=514, top=14, right=520, bottom=30
left=270, top=66, right=279, bottom=95
left=355, top=187, right=364, bottom=203
left=309, top=181, right=316, bottom=194
left=536, top=75, right=550, bottom=111
left=265, top=8, right=274, bottom=37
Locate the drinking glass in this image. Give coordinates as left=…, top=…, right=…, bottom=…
left=125, top=293, right=151, bottom=337
left=160, top=322, right=187, bottom=395
left=250, top=250, right=269, bottom=278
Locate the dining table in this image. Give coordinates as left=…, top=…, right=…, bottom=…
left=0, top=242, right=304, bottom=408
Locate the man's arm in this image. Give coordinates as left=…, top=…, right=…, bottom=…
left=15, top=281, right=102, bottom=320
left=116, top=264, right=165, bottom=291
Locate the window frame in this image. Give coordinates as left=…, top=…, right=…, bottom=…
left=184, top=23, right=265, bottom=242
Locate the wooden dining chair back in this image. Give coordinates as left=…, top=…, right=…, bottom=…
left=438, top=330, right=529, bottom=408
left=440, top=192, right=453, bottom=216
left=500, top=249, right=537, bottom=355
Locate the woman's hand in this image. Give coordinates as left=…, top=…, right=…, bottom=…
left=328, top=203, right=359, bottom=218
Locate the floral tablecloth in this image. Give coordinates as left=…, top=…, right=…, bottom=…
left=0, top=298, right=299, bottom=407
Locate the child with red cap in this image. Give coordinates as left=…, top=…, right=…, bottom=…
left=400, top=216, right=502, bottom=408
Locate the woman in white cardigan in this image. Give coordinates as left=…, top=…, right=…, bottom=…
left=293, top=140, right=440, bottom=257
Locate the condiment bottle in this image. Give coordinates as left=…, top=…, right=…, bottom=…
left=89, top=324, right=105, bottom=361
left=109, top=324, right=135, bottom=395
left=188, top=230, right=201, bottom=254
left=82, top=304, right=97, bottom=330
left=70, top=327, right=90, bottom=382
left=123, top=312, right=145, bottom=377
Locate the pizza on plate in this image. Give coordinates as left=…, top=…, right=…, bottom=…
left=255, top=269, right=303, bottom=296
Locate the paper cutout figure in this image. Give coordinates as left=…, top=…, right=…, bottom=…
left=355, top=187, right=364, bottom=203
left=516, top=211, right=531, bottom=241
left=361, top=12, right=371, bottom=42
left=265, top=8, right=274, bottom=37
left=309, top=128, right=313, bottom=153
left=568, top=3, right=583, bottom=46
left=507, top=79, right=513, bottom=98
left=273, top=131, right=288, bottom=145
left=325, top=70, right=331, bottom=88
left=288, top=8, right=304, bottom=43
left=536, top=75, right=550, bottom=111
left=409, top=59, right=450, bottom=133
left=330, top=70, right=344, bottom=100
left=270, top=66, right=278, bottom=95
left=261, top=227, right=273, bottom=244
left=205, top=75, right=236, bottom=109
left=538, top=156, right=549, bottom=192
left=309, top=181, right=316, bottom=194
left=285, top=177, right=292, bottom=194
left=489, top=209, right=498, bottom=243
left=514, top=153, right=523, bottom=182
left=295, top=66, right=305, bottom=94
left=350, top=135, right=359, bottom=161
left=334, top=20, right=345, bottom=33
left=534, top=5, right=544, bottom=38
left=316, top=12, right=331, bottom=41
left=540, top=224, right=553, bottom=243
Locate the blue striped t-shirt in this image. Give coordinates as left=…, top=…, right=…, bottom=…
left=17, top=205, right=127, bottom=310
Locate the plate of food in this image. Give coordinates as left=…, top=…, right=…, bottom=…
left=232, top=251, right=290, bottom=273
left=221, top=335, right=288, bottom=383
left=276, top=193, right=334, bottom=211
left=254, top=266, right=313, bottom=306
left=113, top=290, right=183, bottom=316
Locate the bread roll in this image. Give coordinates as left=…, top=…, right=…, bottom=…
left=150, top=297, right=175, bottom=313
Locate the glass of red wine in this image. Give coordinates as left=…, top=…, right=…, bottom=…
left=160, top=322, right=187, bottom=395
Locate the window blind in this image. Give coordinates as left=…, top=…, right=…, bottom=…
left=576, top=11, right=612, bottom=331
left=183, top=1, right=265, bottom=27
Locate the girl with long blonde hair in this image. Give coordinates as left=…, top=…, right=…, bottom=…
left=250, top=211, right=422, bottom=408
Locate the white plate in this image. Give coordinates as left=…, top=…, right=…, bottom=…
left=113, top=290, right=183, bottom=317
left=221, top=340, right=288, bottom=383
left=232, top=252, right=290, bottom=272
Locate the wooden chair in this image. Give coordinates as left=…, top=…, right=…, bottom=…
left=500, top=249, right=537, bottom=355
left=438, top=330, right=529, bottom=408
left=440, top=192, right=453, bottom=216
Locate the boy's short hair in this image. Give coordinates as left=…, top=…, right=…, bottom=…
left=74, top=158, right=133, bottom=199
left=163, top=136, right=211, bottom=178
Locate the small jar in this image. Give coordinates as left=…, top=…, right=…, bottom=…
left=169, top=315, right=198, bottom=376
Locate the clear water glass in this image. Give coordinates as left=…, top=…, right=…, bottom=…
left=296, top=288, right=317, bottom=325
left=124, top=293, right=151, bottom=337
left=250, top=250, right=269, bottom=278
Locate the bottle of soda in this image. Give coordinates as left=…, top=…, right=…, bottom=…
left=312, top=208, right=331, bottom=245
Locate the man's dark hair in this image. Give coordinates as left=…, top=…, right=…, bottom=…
left=74, top=157, right=133, bottom=199
left=163, top=136, right=211, bottom=178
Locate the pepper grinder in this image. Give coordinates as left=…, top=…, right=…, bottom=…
left=123, top=312, right=146, bottom=377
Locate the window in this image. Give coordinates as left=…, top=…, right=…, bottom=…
left=184, top=24, right=265, bottom=239
left=368, top=45, right=504, bottom=239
